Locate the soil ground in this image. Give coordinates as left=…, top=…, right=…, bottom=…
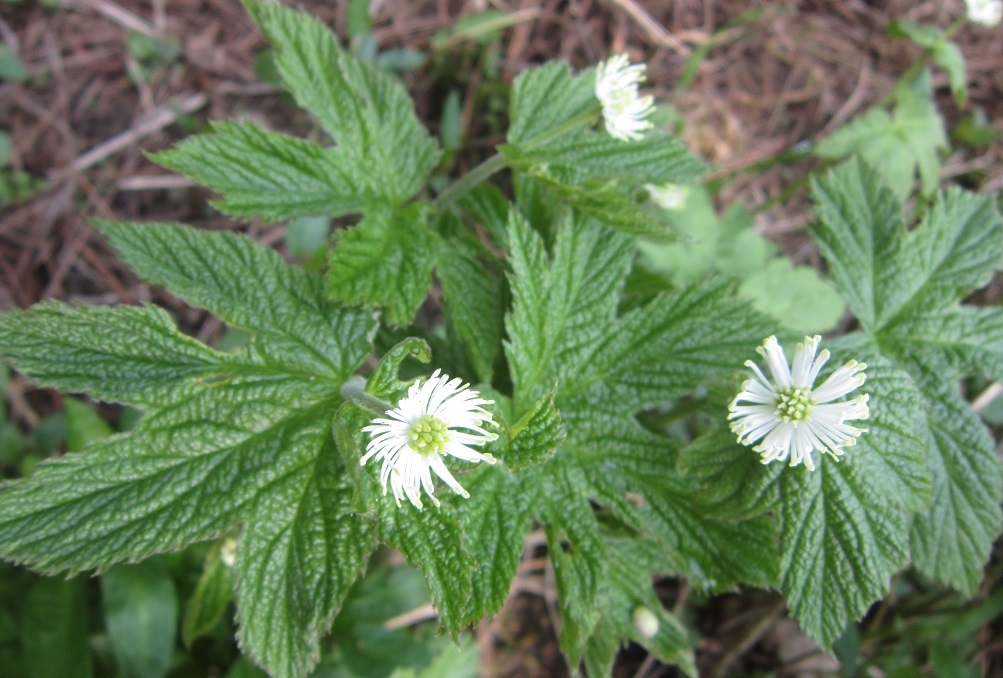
left=1, top=0, right=1002, bottom=675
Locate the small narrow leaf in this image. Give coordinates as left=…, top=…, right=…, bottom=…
left=182, top=540, right=236, bottom=647
left=365, top=337, right=432, bottom=402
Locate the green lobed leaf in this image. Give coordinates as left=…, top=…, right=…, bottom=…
left=326, top=203, right=437, bottom=326
left=815, top=71, right=946, bottom=201
left=0, top=371, right=324, bottom=570
left=598, top=420, right=779, bottom=590
left=504, top=207, right=779, bottom=608
left=738, top=257, right=846, bottom=334
left=150, top=121, right=376, bottom=220
left=335, top=391, right=477, bottom=641
left=777, top=357, right=929, bottom=648
left=452, top=466, right=532, bottom=625
left=527, top=458, right=607, bottom=669
left=809, top=158, right=914, bottom=331
left=678, top=426, right=783, bottom=520
left=244, top=0, right=440, bottom=203
left=810, top=158, right=1003, bottom=599
left=526, top=129, right=707, bottom=185
left=101, top=560, right=178, bottom=678
left=889, top=188, right=1003, bottom=314
left=95, top=220, right=376, bottom=378
left=504, top=387, right=565, bottom=471
left=234, top=443, right=376, bottom=677
left=435, top=236, right=503, bottom=382
left=906, top=367, right=1003, bottom=595
left=0, top=222, right=377, bottom=677
left=504, top=209, right=634, bottom=413
left=507, top=61, right=596, bottom=146
left=20, top=576, right=94, bottom=678
left=0, top=302, right=221, bottom=406
left=583, top=534, right=695, bottom=678
left=812, top=162, right=1003, bottom=333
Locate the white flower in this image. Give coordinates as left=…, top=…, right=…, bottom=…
left=966, top=0, right=1002, bottom=26
left=645, top=183, right=689, bottom=210
left=361, top=370, right=498, bottom=509
left=595, top=54, right=655, bottom=141
left=728, top=335, right=869, bottom=471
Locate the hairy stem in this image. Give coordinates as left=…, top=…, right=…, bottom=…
left=432, top=105, right=602, bottom=210
left=340, top=376, right=393, bottom=415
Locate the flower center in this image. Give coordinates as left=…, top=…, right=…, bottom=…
left=776, top=387, right=814, bottom=422
left=407, top=415, right=450, bottom=457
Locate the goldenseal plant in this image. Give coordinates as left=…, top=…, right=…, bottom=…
left=360, top=370, right=498, bottom=509
left=729, top=335, right=869, bottom=470
left=0, top=2, right=1002, bottom=677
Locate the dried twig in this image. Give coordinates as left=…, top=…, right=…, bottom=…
left=382, top=603, right=438, bottom=630
left=56, top=93, right=207, bottom=178
left=76, top=0, right=156, bottom=35
left=600, top=0, right=691, bottom=56
left=117, top=174, right=196, bottom=191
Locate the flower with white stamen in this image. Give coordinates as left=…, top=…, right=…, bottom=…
left=361, top=370, right=498, bottom=509
left=645, top=183, right=689, bottom=210
left=728, top=335, right=869, bottom=471
left=966, top=0, right=1002, bottom=26
left=595, top=54, right=655, bottom=141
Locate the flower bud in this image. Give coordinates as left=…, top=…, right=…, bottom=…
left=632, top=605, right=659, bottom=638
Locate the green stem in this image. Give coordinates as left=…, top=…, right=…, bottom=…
left=340, top=377, right=393, bottom=416
left=879, top=17, right=966, bottom=108
left=432, top=105, right=602, bottom=210
left=521, top=105, right=602, bottom=151
left=432, top=153, right=508, bottom=210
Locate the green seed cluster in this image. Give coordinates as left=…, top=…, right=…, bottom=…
left=407, top=415, right=450, bottom=456
left=776, top=387, right=814, bottom=422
